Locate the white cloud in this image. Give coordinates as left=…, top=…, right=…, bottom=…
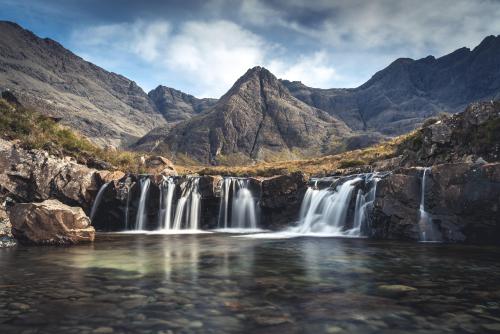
left=268, top=51, right=340, bottom=88
left=162, top=20, right=269, bottom=97
left=72, top=19, right=340, bottom=97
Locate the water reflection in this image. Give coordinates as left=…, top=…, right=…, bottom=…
left=1, top=235, right=500, bottom=333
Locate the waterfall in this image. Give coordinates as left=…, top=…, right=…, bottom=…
left=171, top=177, right=201, bottom=230
left=346, top=174, right=380, bottom=236
left=292, top=174, right=382, bottom=236
left=218, top=178, right=232, bottom=229
left=124, top=185, right=131, bottom=230
left=158, top=177, right=176, bottom=230
left=418, top=168, right=440, bottom=242
left=135, top=177, right=151, bottom=230
left=217, top=178, right=259, bottom=230
left=90, top=182, right=109, bottom=222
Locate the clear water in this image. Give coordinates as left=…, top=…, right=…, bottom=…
left=1, top=234, right=500, bottom=333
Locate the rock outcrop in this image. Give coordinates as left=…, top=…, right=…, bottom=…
left=0, top=139, right=98, bottom=211
left=134, top=67, right=353, bottom=164
left=260, top=172, right=309, bottom=229
left=0, top=21, right=166, bottom=147
left=371, top=163, right=500, bottom=243
left=10, top=199, right=95, bottom=245
left=144, top=156, right=177, bottom=176
left=397, top=101, right=500, bottom=166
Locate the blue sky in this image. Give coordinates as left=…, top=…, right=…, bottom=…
left=1, top=0, right=500, bottom=98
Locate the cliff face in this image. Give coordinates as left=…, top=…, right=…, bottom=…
left=0, top=21, right=166, bottom=147
left=283, top=35, right=500, bottom=136
left=135, top=67, right=353, bottom=164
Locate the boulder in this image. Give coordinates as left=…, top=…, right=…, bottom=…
left=94, top=170, right=126, bottom=185
left=10, top=199, right=95, bottom=245
left=144, top=156, right=177, bottom=176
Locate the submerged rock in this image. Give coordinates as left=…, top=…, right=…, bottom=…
left=9, top=199, right=95, bottom=245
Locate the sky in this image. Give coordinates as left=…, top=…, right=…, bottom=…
left=1, top=0, right=500, bottom=98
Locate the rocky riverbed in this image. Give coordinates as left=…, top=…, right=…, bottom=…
left=1, top=234, right=500, bottom=333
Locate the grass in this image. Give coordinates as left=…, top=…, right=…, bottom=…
left=188, top=132, right=418, bottom=177
left=0, top=98, right=146, bottom=172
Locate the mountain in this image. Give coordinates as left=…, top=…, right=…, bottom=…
left=283, top=35, right=500, bottom=135
left=148, top=85, right=217, bottom=123
left=0, top=21, right=166, bottom=147
left=134, top=67, right=354, bottom=164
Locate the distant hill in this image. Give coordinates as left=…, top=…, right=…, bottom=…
left=282, top=35, right=500, bottom=135
left=148, top=85, right=217, bottom=123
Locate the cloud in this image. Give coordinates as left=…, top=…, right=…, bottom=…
left=162, top=20, right=269, bottom=97
left=72, top=19, right=340, bottom=97
left=268, top=51, right=340, bottom=88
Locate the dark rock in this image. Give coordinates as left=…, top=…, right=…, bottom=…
left=260, top=172, right=309, bottom=229
left=371, top=163, right=500, bottom=243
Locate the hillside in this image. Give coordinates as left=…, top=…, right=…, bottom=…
left=191, top=100, right=500, bottom=176
left=0, top=21, right=166, bottom=147
left=283, top=35, right=500, bottom=135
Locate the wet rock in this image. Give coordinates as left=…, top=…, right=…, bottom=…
left=260, top=172, right=308, bottom=229
left=372, top=163, right=500, bottom=243
left=9, top=199, right=95, bottom=245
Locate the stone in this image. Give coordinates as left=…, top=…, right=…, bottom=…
left=377, top=285, right=417, bottom=296
left=94, top=170, right=126, bottom=185
left=144, top=156, right=177, bottom=176
left=9, top=199, right=95, bottom=245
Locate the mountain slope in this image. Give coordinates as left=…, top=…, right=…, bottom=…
left=135, top=67, right=353, bottom=164
left=0, top=21, right=166, bottom=147
left=283, top=35, right=500, bottom=135
left=148, top=85, right=217, bottom=123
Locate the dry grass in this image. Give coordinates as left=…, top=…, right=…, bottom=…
left=178, top=132, right=417, bottom=177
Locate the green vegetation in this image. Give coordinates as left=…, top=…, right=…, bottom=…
left=0, top=98, right=145, bottom=172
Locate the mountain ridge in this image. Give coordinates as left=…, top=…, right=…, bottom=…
left=134, top=66, right=356, bottom=164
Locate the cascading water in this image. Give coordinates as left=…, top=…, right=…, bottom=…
left=135, top=177, right=151, bottom=230
left=90, top=182, right=109, bottom=221
left=418, top=168, right=440, bottom=242
left=292, top=173, right=382, bottom=237
left=171, top=177, right=201, bottom=231
left=217, top=178, right=259, bottom=230
left=158, top=177, right=176, bottom=230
